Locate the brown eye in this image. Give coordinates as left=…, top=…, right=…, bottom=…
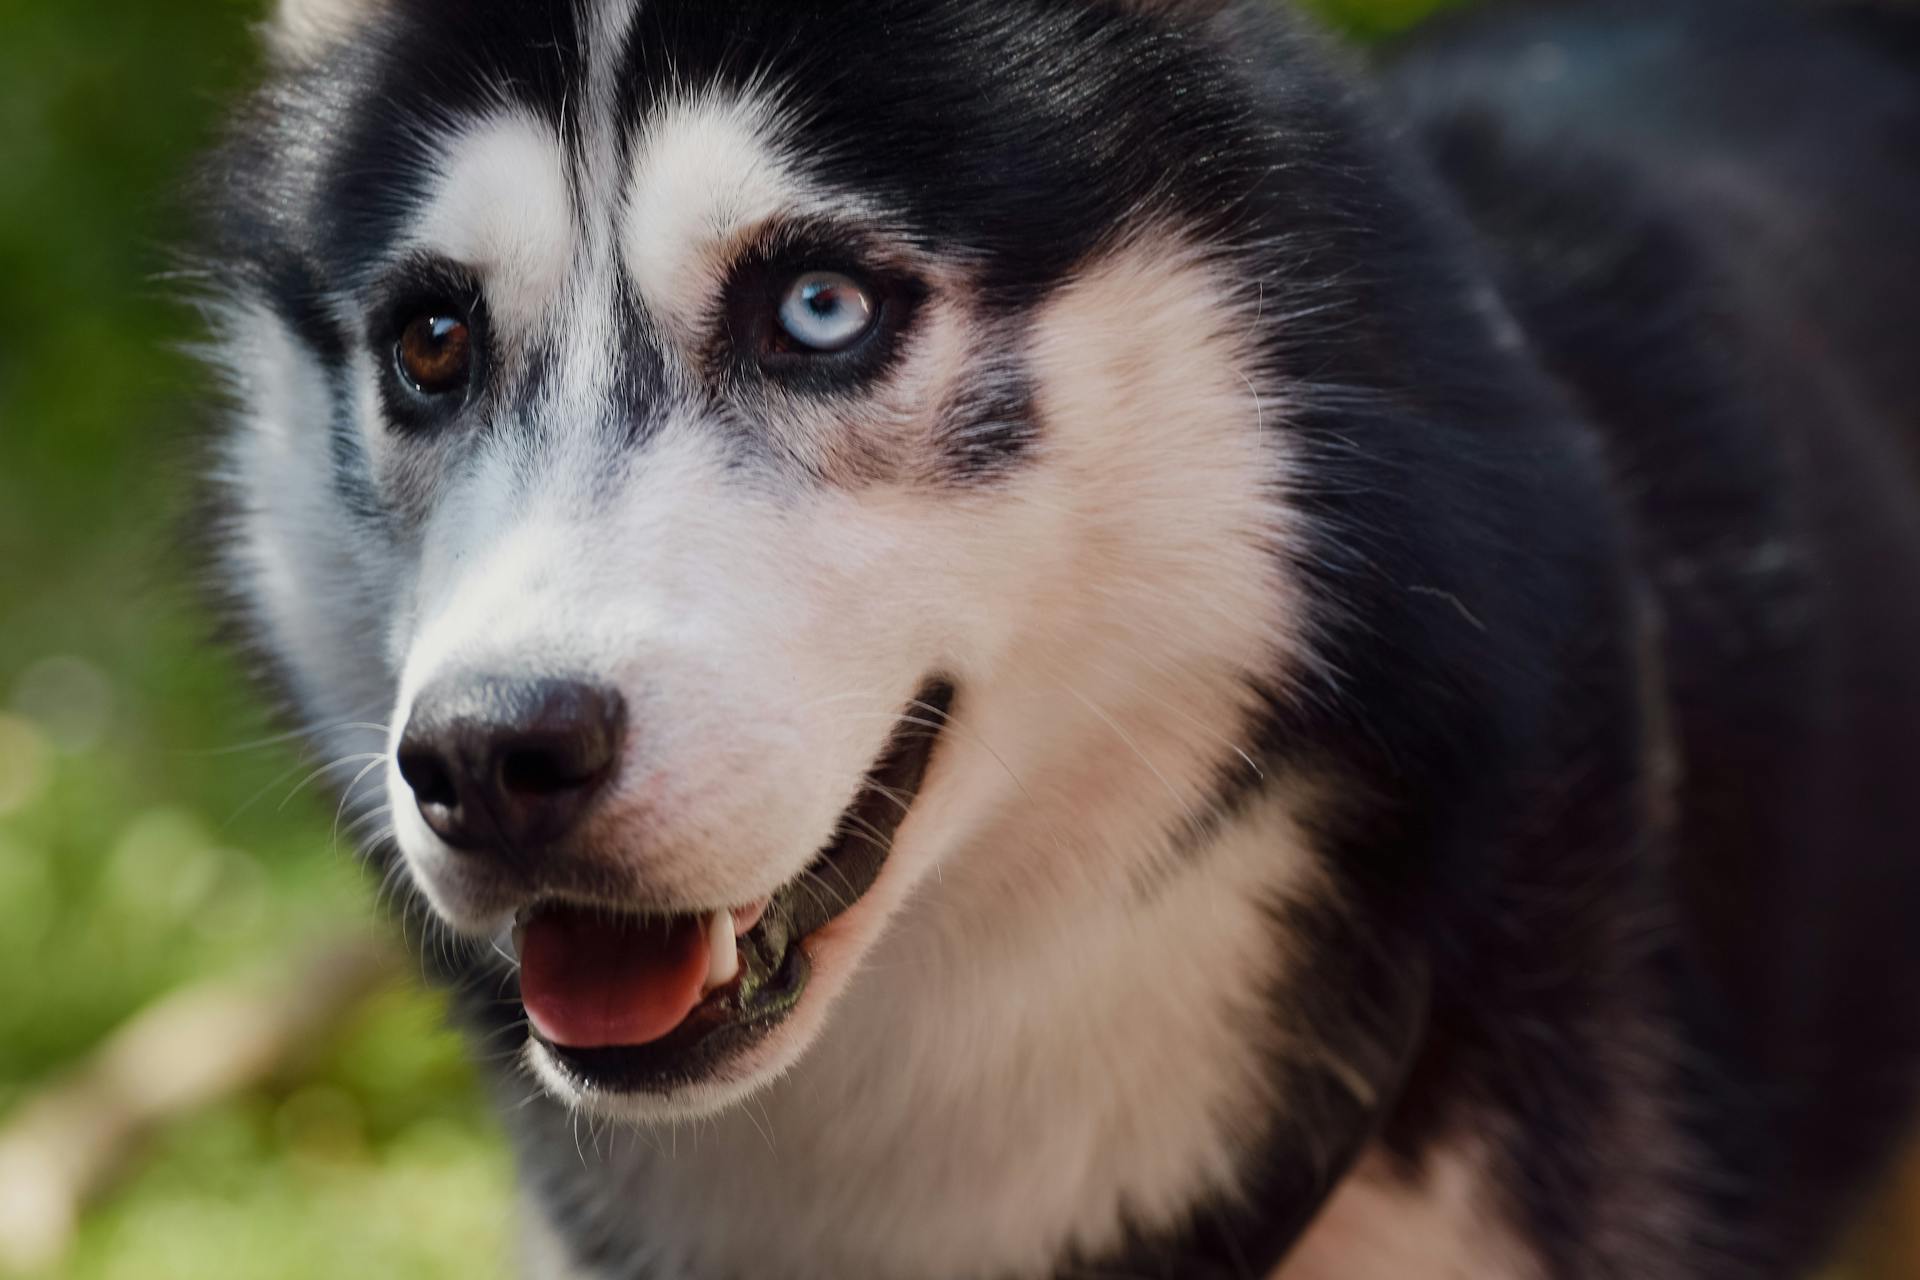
left=396, top=312, right=472, bottom=396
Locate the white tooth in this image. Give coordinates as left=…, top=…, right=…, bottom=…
left=706, top=910, right=740, bottom=989
left=732, top=899, right=769, bottom=938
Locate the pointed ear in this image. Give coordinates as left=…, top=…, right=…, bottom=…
left=263, top=0, right=384, bottom=61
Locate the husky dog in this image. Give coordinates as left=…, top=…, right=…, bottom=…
left=196, top=0, right=1920, bottom=1275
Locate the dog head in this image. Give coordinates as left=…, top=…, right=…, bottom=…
left=205, top=0, right=1348, bottom=1120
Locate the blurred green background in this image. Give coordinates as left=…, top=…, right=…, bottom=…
left=0, top=1, right=1911, bottom=1277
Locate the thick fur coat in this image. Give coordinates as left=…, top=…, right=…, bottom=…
left=197, top=1, right=1920, bottom=1275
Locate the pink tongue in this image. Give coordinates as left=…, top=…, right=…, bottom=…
left=519, top=908, right=710, bottom=1049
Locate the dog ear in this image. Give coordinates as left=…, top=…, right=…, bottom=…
left=263, top=0, right=383, bottom=60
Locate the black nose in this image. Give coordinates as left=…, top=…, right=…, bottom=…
left=397, top=676, right=626, bottom=854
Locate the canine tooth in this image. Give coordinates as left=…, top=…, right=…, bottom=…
left=707, top=910, right=740, bottom=989
left=732, top=899, right=769, bottom=937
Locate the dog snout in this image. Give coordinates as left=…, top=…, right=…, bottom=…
left=397, top=675, right=627, bottom=856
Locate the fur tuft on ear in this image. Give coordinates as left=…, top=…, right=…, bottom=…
left=264, top=0, right=383, bottom=61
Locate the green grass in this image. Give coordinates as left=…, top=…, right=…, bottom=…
left=50, top=992, right=513, bottom=1280
left=3, top=1, right=1901, bottom=1278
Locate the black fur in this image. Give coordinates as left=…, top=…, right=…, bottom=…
left=1379, top=5, right=1920, bottom=1271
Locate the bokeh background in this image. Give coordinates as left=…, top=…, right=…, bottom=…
left=0, top=1, right=1914, bottom=1277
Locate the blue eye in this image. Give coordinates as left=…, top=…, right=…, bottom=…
left=776, top=271, right=877, bottom=352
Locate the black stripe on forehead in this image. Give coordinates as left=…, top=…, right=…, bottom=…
left=317, top=0, right=586, bottom=282
left=500, top=281, right=671, bottom=458
left=613, top=0, right=1268, bottom=295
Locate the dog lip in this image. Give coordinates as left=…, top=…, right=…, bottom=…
left=524, top=680, right=955, bottom=1094
left=774, top=680, right=955, bottom=943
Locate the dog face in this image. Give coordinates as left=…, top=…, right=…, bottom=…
left=207, top=0, right=1306, bottom=1119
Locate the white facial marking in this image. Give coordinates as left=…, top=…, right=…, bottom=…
left=210, top=302, right=396, bottom=744
left=409, top=112, right=575, bottom=335
left=619, top=90, right=882, bottom=346
left=620, top=93, right=798, bottom=338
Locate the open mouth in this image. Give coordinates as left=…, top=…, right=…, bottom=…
left=515, top=682, right=953, bottom=1095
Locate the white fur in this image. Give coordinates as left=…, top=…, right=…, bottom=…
left=619, top=89, right=902, bottom=353
left=1281, top=1145, right=1542, bottom=1280
left=387, top=418, right=932, bottom=945
left=409, top=113, right=577, bottom=337
left=265, top=0, right=380, bottom=60
left=210, top=301, right=396, bottom=766
left=621, top=91, right=803, bottom=342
